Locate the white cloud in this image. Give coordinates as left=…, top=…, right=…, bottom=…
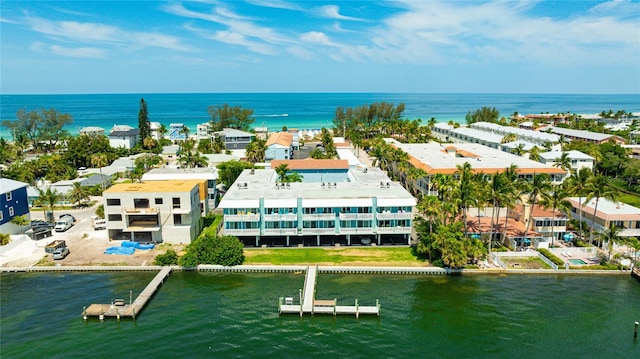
left=300, top=31, right=337, bottom=47
left=244, top=0, right=303, bottom=11
left=49, top=44, right=106, bottom=58
left=317, top=5, right=364, bottom=21
left=24, top=15, right=191, bottom=52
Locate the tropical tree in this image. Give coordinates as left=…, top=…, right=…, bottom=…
left=91, top=153, right=109, bottom=192
left=521, top=173, right=551, bottom=246
left=138, top=98, right=151, bottom=141
left=10, top=215, right=30, bottom=234
left=275, top=164, right=290, bottom=182
left=40, top=187, right=61, bottom=221
left=513, top=143, right=526, bottom=156
left=528, top=146, right=541, bottom=162
left=553, top=152, right=572, bottom=173
left=69, top=182, right=91, bottom=207
left=455, top=162, right=475, bottom=237
left=216, top=160, right=255, bottom=188
left=585, top=174, right=619, bottom=247
left=500, top=134, right=517, bottom=144
left=465, top=106, right=500, bottom=125
left=599, top=225, right=623, bottom=262
left=245, top=137, right=266, bottom=163
left=567, top=167, right=592, bottom=236
left=539, top=185, right=572, bottom=247
left=487, top=171, right=512, bottom=253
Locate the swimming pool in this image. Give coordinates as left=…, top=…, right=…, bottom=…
left=568, top=258, right=587, bottom=265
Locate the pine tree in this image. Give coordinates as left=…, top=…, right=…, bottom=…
left=138, top=98, right=151, bottom=141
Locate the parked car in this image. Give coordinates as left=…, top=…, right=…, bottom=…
left=93, top=219, right=106, bottom=230
left=31, top=220, right=54, bottom=230
left=52, top=247, right=70, bottom=260
left=59, top=214, right=76, bottom=223
left=54, top=216, right=74, bottom=232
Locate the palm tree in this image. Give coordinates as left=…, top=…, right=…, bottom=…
left=40, top=187, right=61, bottom=221
left=245, top=138, right=266, bottom=163
left=91, top=153, right=109, bottom=192
left=528, top=146, right=541, bottom=162
left=69, top=182, right=91, bottom=207
left=501, top=165, right=521, bottom=243
left=275, top=164, right=289, bottom=182
left=212, top=136, right=226, bottom=154
left=521, top=173, right=551, bottom=246
left=513, top=143, right=526, bottom=156
left=553, top=152, right=572, bottom=173
left=599, top=225, right=623, bottom=262
left=585, top=174, right=619, bottom=247
left=539, top=185, right=572, bottom=247
left=487, top=172, right=512, bottom=253
left=567, top=167, right=592, bottom=237
left=10, top=215, right=30, bottom=234
left=455, top=162, right=475, bottom=237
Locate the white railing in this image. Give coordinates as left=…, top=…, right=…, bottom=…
left=223, top=229, right=260, bottom=236
left=376, top=227, right=411, bottom=234
left=224, top=214, right=260, bottom=222
left=124, top=207, right=159, bottom=214
left=339, top=213, right=373, bottom=220
left=302, top=213, right=335, bottom=220
left=301, top=228, right=336, bottom=235
left=263, top=228, right=298, bottom=235
left=264, top=213, right=298, bottom=221
left=376, top=212, right=413, bottom=220
left=339, top=228, right=374, bottom=234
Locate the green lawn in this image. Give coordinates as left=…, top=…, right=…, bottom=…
left=617, top=192, right=640, bottom=207
left=244, top=247, right=426, bottom=266
left=499, top=256, right=551, bottom=269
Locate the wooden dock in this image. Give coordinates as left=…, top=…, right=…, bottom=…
left=632, top=266, right=640, bottom=281
left=83, top=266, right=172, bottom=320
left=279, top=266, right=380, bottom=317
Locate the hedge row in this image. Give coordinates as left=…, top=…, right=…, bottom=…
left=538, top=248, right=565, bottom=266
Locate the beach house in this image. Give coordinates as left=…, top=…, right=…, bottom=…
left=265, top=132, right=293, bottom=160
left=141, top=167, right=218, bottom=212
left=108, top=125, right=139, bottom=149
left=567, top=197, right=640, bottom=238
left=0, top=178, right=30, bottom=235
left=538, top=150, right=594, bottom=171
left=216, top=128, right=254, bottom=150
left=217, top=165, right=416, bottom=247
left=103, top=180, right=203, bottom=244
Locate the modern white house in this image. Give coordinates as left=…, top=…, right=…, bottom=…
left=197, top=123, right=211, bottom=140
left=141, top=168, right=218, bottom=212
left=538, top=150, right=594, bottom=171
left=169, top=123, right=187, bottom=141
left=103, top=180, right=203, bottom=244
left=217, top=165, right=416, bottom=247
left=265, top=132, right=293, bottom=160
left=546, top=126, right=626, bottom=144
left=108, top=125, right=139, bottom=149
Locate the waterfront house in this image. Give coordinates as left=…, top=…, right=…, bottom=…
left=149, top=122, right=163, bottom=140
left=509, top=204, right=569, bottom=248
left=197, top=122, right=211, bottom=141
left=103, top=180, right=203, bottom=244
left=566, top=197, right=640, bottom=238
left=108, top=125, right=139, bottom=149
left=0, top=178, right=30, bottom=235
left=265, top=132, right=293, bottom=160
left=217, top=166, right=416, bottom=247
left=79, top=126, right=105, bottom=136
left=169, top=123, right=187, bottom=141
left=141, top=167, right=217, bottom=212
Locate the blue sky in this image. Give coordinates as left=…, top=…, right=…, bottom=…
left=1, top=0, right=639, bottom=94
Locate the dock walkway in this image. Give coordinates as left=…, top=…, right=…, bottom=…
left=279, top=266, right=380, bottom=317
left=84, top=266, right=172, bottom=320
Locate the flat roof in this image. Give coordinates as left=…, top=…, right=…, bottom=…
left=471, top=122, right=559, bottom=142
left=218, top=167, right=416, bottom=209
left=568, top=197, right=640, bottom=220
left=271, top=159, right=349, bottom=170
left=142, top=168, right=218, bottom=180
left=387, top=139, right=566, bottom=176
left=548, top=127, right=618, bottom=142
left=539, top=150, right=593, bottom=161
left=105, top=180, right=201, bottom=194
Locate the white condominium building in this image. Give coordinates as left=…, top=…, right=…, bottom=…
left=217, top=165, right=416, bottom=247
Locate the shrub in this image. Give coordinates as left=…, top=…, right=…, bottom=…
left=538, top=248, right=564, bottom=266
left=179, top=233, right=244, bottom=267
left=0, top=233, right=10, bottom=246
left=154, top=249, right=179, bottom=266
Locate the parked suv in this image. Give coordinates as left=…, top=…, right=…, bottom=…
left=52, top=247, right=70, bottom=260
left=59, top=214, right=76, bottom=223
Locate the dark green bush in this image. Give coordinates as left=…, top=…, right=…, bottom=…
left=538, top=248, right=564, bottom=266
left=154, top=249, right=178, bottom=266
left=179, top=233, right=244, bottom=267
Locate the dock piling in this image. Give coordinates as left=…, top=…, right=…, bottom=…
left=635, top=321, right=638, bottom=339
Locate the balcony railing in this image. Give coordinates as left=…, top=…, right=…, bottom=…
left=376, top=226, right=412, bottom=234
left=376, top=212, right=413, bottom=220
left=223, top=228, right=260, bottom=236
left=339, top=227, right=374, bottom=234
left=264, top=213, right=298, bottom=221
left=300, top=228, right=336, bottom=235
left=263, top=228, right=298, bottom=235
left=224, top=214, right=261, bottom=222
left=124, top=207, right=159, bottom=214
left=339, top=213, right=373, bottom=220
left=302, top=213, right=335, bottom=220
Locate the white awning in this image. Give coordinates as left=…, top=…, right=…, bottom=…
left=218, top=199, right=260, bottom=209
left=376, top=197, right=417, bottom=207
left=263, top=198, right=298, bottom=208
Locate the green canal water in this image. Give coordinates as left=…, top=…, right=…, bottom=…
left=1, top=272, right=639, bottom=358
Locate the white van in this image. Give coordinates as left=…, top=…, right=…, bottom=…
left=94, top=219, right=106, bottom=230
left=54, top=216, right=74, bottom=232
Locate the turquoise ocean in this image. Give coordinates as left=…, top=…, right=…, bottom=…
left=2, top=93, right=639, bottom=139
left=1, top=271, right=639, bottom=358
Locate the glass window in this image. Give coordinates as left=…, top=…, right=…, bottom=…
left=155, top=198, right=163, bottom=204
left=8, top=207, right=14, bottom=216
left=107, top=198, right=121, bottom=206
left=6, top=191, right=12, bottom=201
left=108, top=214, right=122, bottom=221
left=172, top=197, right=180, bottom=208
